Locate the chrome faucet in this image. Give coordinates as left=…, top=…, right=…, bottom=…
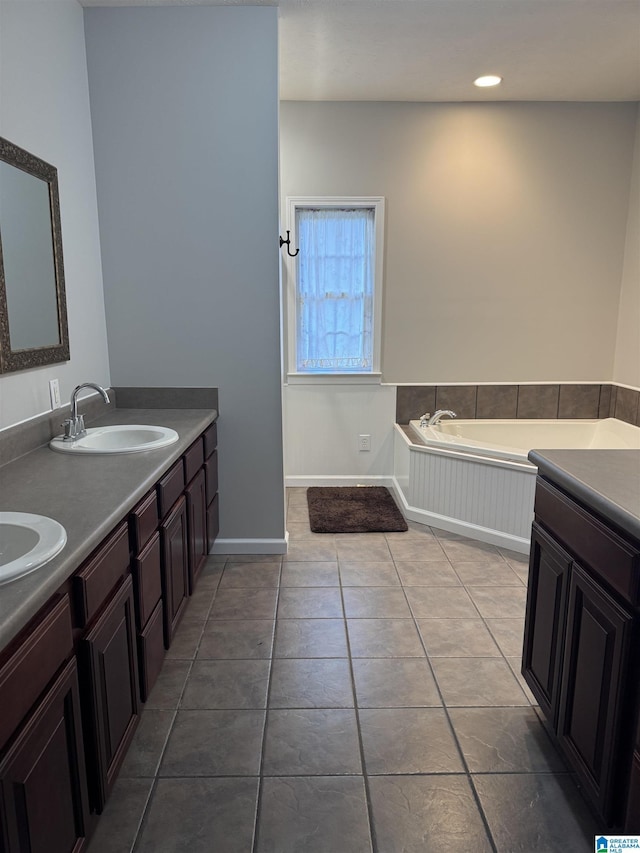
left=427, top=409, right=457, bottom=427
left=62, top=383, right=110, bottom=440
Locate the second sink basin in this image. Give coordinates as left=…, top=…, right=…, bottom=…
left=0, top=512, right=67, bottom=585
left=50, top=424, right=179, bottom=455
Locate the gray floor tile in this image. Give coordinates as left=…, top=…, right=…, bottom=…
left=405, top=586, right=478, bottom=618
left=335, top=539, right=392, bottom=561
left=285, top=540, right=338, bottom=561
left=432, top=658, right=529, bottom=706
left=198, top=620, right=275, bottom=659
left=343, top=587, right=412, bottom=618
left=466, top=586, right=527, bottom=618
left=485, top=618, right=525, bottom=657
left=287, top=504, right=310, bottom=523
left=135, top=777, right=259, bottom=853
left=181, top=660, right=270, bottom=709
left=339, top=561, right=400, bottom=586
left=347, top=618, right=425, bottom=657
left=85, top=777, right=153, bottom=853
left=209, top=588, right=278, bottom=620
left=144, top=660, right=192, bottom=710
left=506, top=656, right=540, bottom=705
left=280, top=561, right=340, bottom=586
left=386, top=538, right=446, bottom=562
left=359, top=708, right=464, bottom=774
left=183, top=586, right=216, bottom=620
left=394, top=560, right=461, bottom=586
left=256, top=776, right=372, bottom=853
left=165, top=619, right=204, bottom=660
left=452, top=560, right=524, bottom=586
left=159, top=710, right=265, bottom=776
left=278, top=587, right=343, bottom=618
left=437, top=535, right=503, bottom=562
left=274, top=618, right=349, bottom=658
left=449, top=707, right=567, bottom=772
left=263, top=709, right=362, bottom=775
left=218, top=562, right=281, bottom=588
left=285, top=522, right=316, bottom=539
left=119, top=710, right=175, bottom=778
left=369, top=775, right=492, bottom=853
left=352, top=658, right=441, bottom=707
left=416, top=618, right=501, bottom=657
left=473, top=773, right=598, bottom=852
left=386, top=523, right=436, bottom=540
left=269, top=658, right=354, bottom=708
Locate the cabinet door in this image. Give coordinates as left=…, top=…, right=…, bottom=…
left=0, top=658, right=90, bottom=853
left=522, top=523, right=572, bottom=725
left=185, top=468, right=207, bottom=593
left=80, top=575, right=140, bottom=814
left=557, top=563, right=633, bottom=824
left=160, top=495, right=189, bottom=649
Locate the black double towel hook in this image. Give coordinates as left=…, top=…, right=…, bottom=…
left=279, top=230, right=299, bottom=257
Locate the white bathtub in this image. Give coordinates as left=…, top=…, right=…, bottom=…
left=409, top=417, right=640, bottom=464
left=393, top=417, right=640, bottom=555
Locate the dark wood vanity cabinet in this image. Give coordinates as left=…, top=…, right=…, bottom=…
left=159, top=494, right=190, bottom=648
left=523, top=476, right=640, bottom=830
left=0, top=597, right=90, bottom=853
left=204, top=422, right=219, bottom=552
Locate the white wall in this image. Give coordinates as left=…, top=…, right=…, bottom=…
left=0, top=0, right=110, bottom=430
left=84, top=7, right=285, bottom=549
left=614, top=104, right=640, bottom=389
left=280, top=101, right=638, bottom=480
left=281, top=101, right=637, bottom=384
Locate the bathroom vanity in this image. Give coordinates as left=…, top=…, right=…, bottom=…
left=0, top=398, right=218, bottom=851
left=522, top=449, right=640, bottom=832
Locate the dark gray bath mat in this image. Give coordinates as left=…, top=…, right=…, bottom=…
left=307, top=486, right=408, bottom=533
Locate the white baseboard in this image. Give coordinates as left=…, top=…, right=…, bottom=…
left=210, top=533, right=289, bottom=555
left=389, top=477, right=530, bottom=555
left=285, top=475, right=395, bottom=488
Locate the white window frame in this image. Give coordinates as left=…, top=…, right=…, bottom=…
left=284, top=196, right=385, bottom=384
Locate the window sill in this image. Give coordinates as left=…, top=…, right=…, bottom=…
left=286, top=372, right=382, bottom=386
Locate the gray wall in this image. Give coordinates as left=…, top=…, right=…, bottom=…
left=85, top=7, right=285, bottom=545
left=280, top=101, right=638, bottom=384
left=0, top=0, right=110, bottom=429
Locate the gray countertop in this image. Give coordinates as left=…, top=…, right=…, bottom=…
left=528, top=449, right=640, bottom=541
left=0, top=406, right=217, bottom=649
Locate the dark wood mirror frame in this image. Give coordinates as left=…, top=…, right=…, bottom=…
left=0, top=136, right=70, bottom=374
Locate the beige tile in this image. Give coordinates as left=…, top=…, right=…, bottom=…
left=466, top=587, right=527, bottom=619
left=431, top=658, right=529, bottom=706
left=451, top=560, right=523, bottom=587
left=485, top=619, right=525, bottom=657
left=336, top=539, right=392, bottom=562
left=280, top=561, right=340, bottom=587
left=343, top=588, right=412, bottom=618
left=417, top=619, right=500, bottom=657
left=405, top=587, right=478, bottom=618
left=285, top=540, right=338, bottom=562
left=395, top=561, right=461, bottom=586
left=339, top=561, right=400, bottom=586
left=387, top=539, right=447, bottom=562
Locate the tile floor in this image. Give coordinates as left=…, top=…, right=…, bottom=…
left=88, top=488, right=599, bottom=853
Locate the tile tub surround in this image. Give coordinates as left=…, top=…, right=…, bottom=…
left=87, top=489, right=599, bottom=853
left=396, top=382, right=640, bottom=426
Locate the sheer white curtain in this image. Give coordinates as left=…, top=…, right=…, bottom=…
left=296, top=207, right=375, bottom=372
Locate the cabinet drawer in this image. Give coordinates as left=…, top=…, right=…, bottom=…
left=184, top=438, right=205, bottom=485
left=74, top=522, right=130, bottom=628
left=130, top=490, right=159, bottom=554
left=205, top=451, right=218, bottom=506
left=203, top=421, right=217, bottom=459
left=535, top=479, right=640, bottom=605
left=0, top=596, right=73, bottom=750
left=157, top=459, right=186, bottom=518
left=138, top=600, right=165, bottom=702
left=132, top=532, right=162, bottom=628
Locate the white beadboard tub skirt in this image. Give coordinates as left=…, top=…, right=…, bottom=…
left=392, top=418, right=640, bottom=555
left=392, top=425, right=536, bottom=555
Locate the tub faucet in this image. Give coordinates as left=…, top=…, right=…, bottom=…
left=427, top=410, right=457, bottom=427
left=62, top=383, right=110, bottom=440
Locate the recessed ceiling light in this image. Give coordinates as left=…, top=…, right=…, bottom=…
left=474, top=75, right=503, bottom=88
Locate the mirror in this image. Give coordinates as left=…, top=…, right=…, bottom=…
left=0, top=136, right=69, bottom=373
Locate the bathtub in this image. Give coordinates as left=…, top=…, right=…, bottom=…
left=392, top=417, right=640, bottom=555
left=408, top=417, right=640, bottom=463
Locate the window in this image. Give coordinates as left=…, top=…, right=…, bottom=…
left=285, top=197, right=384, bottom=379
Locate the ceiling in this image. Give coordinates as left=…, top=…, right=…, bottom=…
left=80, top=0, right=640, bottom=102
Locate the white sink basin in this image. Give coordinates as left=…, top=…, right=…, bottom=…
left=0, top=512, right=67, bottom=585
left=50, top=424, right=179, bottom=455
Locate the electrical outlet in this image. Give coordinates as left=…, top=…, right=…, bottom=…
left=49, top=379, right=61, bottom=410
left=358, top=434, right=371, bottom=452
